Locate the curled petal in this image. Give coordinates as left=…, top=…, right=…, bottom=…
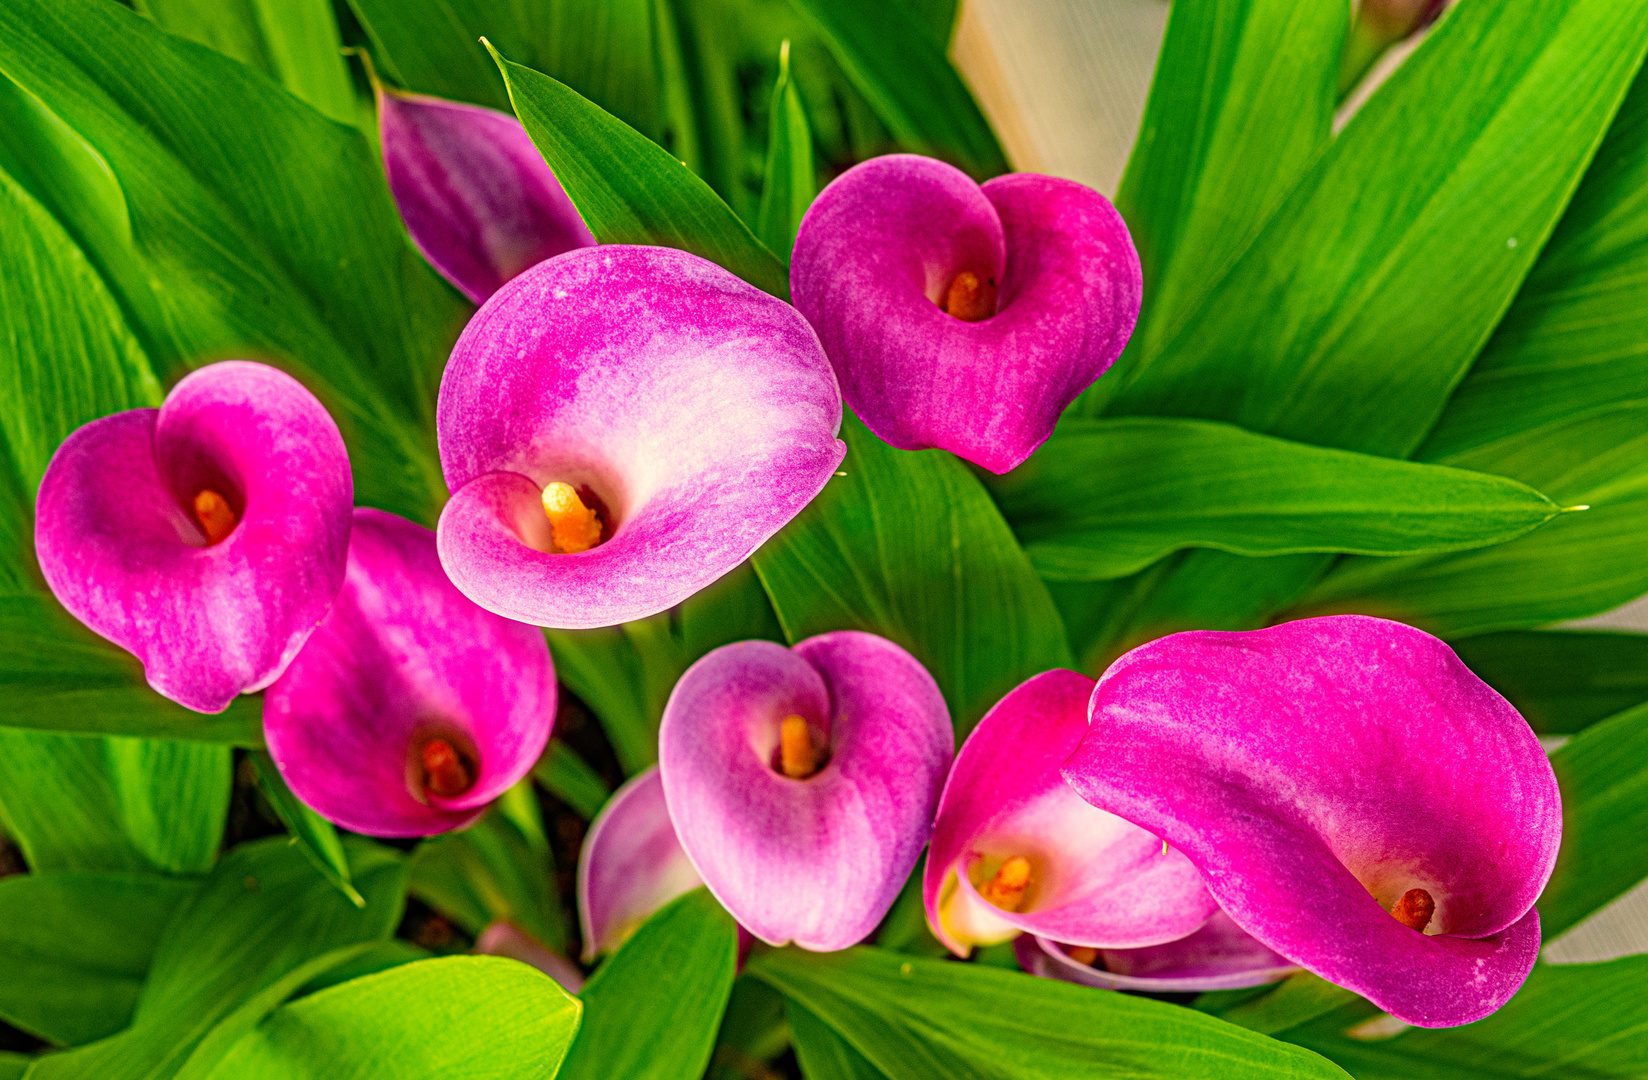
left=924, top=670, right=1214, bottom=955
left=577, top=766, right=704, bottom=961
left=265, top=508, right=556, bottom=837
left=34, top=361, right=352, bottom=712
left=1015, top=911, right=1299, bottom=993
left=659, top=633, right=952, bottom=951
left=1063, top=615, right=1561, bottom=1027
left=791, top=155, right=1141, bottom=473
left=379, top=89, right=595, bottom=303
left=437, top=246, right=844, bottom=629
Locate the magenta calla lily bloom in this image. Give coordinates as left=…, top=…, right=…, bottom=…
left=436, top=246, right=844, bottom=629
left=924, top=670, right=1215, bottom=956
left=789, top=154, right=1141, bottom=474
left=1014, top=913, right=1299, bottom=994
left=264, top=508, right=555, bottom=837
left=1063, top=615, right=1561, bottom=1028
left=34, top=361, right=351, bottom=713
left=658, top=633, right=952, bottom=951
left=577, top=766, right=706, bottom=960
left=379, top=87, right=595, bottom=303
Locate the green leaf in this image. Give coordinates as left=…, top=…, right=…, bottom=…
left=787, top=996, right=888, bottom=1080
left=489, top=44, right=791, bottom=299
left=0, top=730, right=227, bottom=874
left=784, top=0, right=1005, bottom=179
left=202, top=956, right=580, bottom=1080
left=409, top=804, right=565, bottom=952
left=749, top=946, right=1351, bottom=1079
left=0, top=1054, right=29, bottom=1080
left=558, top=889, right=739, bottom=1080
left=25, top=837, right=409, bottom=1080
left=756, top=40, right=815, bottom=263
left=754, top=413, right=1072, bottom=735
left=678, top=559, right=787, bottom=661
left=1539, top=700, right=1648, bottom=937
left=1451, top=630, right=1648, bottom=735
left=249, top=752, right=361, bottom=908
left=991, top=418, right=1561, bottom=581
left=532, top=738, right=612, bottom=821
left=547, top=625, right=660, bottom=777
left=1096, top=0, right=1648, bottom=462
left=0, top=872, right=200, bottom=1046
left=136, top=0, right=356, bottom=125
left=1196, top=973, right=1359, bottom=1038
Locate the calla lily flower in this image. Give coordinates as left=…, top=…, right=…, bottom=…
left=577, top=766, right=705, bottom=961
left=34, top=360, right=352, bottom=713
left=436, top=245, right=845, bottom=629
left=1014, top=912, right=1298, bottom=993
left=1062, top=615, right=1561, bottom=1028
left=923, top=670, right=1215, bottom=956
left=264, top=508, right=556, bottom=837
left=789, top=154, right=1141, bottom=474
left=658, top=633, right=952, bottom=951
left=379, top=87, right=595, bottom=303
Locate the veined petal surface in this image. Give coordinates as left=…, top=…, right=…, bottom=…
left=1015, top=912, right=1298, bottom=993
left=577, top=766, right=705, bottom=960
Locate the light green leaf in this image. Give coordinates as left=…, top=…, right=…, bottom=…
left=991, top=418, right=1561, bottom=580
left=409, top=805, right=565, bottom=952
left=1451, top=630, right=1648, bottom=735
left=558, top=889, right=739, bottom=1080
left=0, top=872, right=200, bottom=1046
left=750, top=946, right=1351, bottom=1079
left=0, top=1054, right=29, bottom=1080
left=754, top=413, right=1072, bottom=735
left=490, top=44, right=790, bottom=298
left=756, top=40, right=815, bottom=263
left=250, top=753, right=361, bottom=908
left=532, top=739, right=611, bottom=821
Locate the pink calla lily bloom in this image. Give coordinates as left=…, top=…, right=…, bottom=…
left=436, top=245, right=844, bottom=629
left=1015, top=913, right=1298, bottom=994
left=924, top=670, right=1215, bottom=956
left=1062, top=615, right=1562, bottom=1028
left=790, top=154, right=1141, bottom=474
left=577, top=766, right=706, bottom=961
left=33, top=361, right=352, bottom=713
left=264, top=508, right=556, bottom=837
left=659, top=634, right=952, bottom=951
left=379, top=87, right=595, bottom=303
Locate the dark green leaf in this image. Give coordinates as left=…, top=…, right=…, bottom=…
left=753, top=413, right=1072, bottom=735
left=1451, top=630, right=1648, bottom=735
left=490, top=44, right=790, bottom=298
left=0, top=872, right=199, bottom=1046
left=678, top=559, right=786, bottom=661
left=991, top=418, right=1561, bottom=581
left=749, top=946, right=1351, bottom=1078
left=756, top=40, right=815, bottom=263
left=547, top=624, right=662, bottom=777
left=250, top=752, right=361, bottom=908
left=1195, top=973, right=1359, bottom=1037
left=896, top=0, right=958, bottom=47
left=785, top=0, right=1006, bottom=179
left=558, top=889, right=739, bottom=1080
left=409, top=800, right=564, bottom=952
left=532, top=738, right=611, bottom=820
left=787, top=996, right=888, bottom=1080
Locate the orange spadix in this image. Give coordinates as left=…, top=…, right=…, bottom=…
left=1390, top=888, right=1435, bottom=933
left=943, top=271, right=997, bottom=322
left=193, top=489, right=237, bottom=545
left=979, top=855, right=1032, bottom=912
left=541, top=481, right=603, bottom=553
left=779, top=714, right=818, bottom=779
left=422, top=737, right=474, bottom=798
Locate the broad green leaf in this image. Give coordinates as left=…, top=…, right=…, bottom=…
left=202, top=957, right=580, bottom=1080
left=0, top=872, right=200, bottom=1046
left=0, top=730, right=227, bottom=874
left=756, top=40, right=815, bottom=263
left=1097, top=0, right=1345, bottom=412
left=136, top=0, right=356, bottom=124
left=0, top=1055, right=28, bottom=1080
left=1451, top=630, right=1648, bottom=735
left=753, top=413, right=1072, bottom=735
left=749, top=946, right=1351, bottom=1079
left=991, top=418, right=1561, bottom=581
left=1299, top=402, right=1648, bottom=637
left=1097, top=0, right=1648, bottom=462
left=785, top=0, right=1005, bottom=179
left=1539, top=700, right=1648, bottom=937
left=678, top=559, right=786, bottom=661
left=558, top=889, right=739, bottom=1080
left=409, top=804, right=565, bottom=952
left=546, top=625, right=661, bottom=776
left=25, top=838, right=409, bottom=1080
left=897, top=0, right=958, bottom=47
left=1424, top=64, right=1648, bottom=460
left=787, top=997, right=888, bottom=1080
left=1195, top=974, right=1359, bottom=1038
left=250, top=752, right=361, bottom=908
left=709, top=977, right=792, bottom=1080
left=1280, top=956, right=1648, bottom=1080
left=490, top=45, right=791, bottom=298
left=532, top=739, right=612, bottom=820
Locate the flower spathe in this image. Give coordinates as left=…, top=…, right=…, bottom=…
left=790, top=154, right=1142, bottom=474
left=1062, top=615, right=1562, bottom=1028
left=264, top=508, right=555, bottom=837
left=33, top=361, right=352, bottom=713
left=379, top=87, right=595, bottom=304
left=658, top=633, right=952, bottom=951
left=436, top=245, right=845, bottom=629
left=924, top=669, right=1215, bottom=955
left=577, top=766, right=706, bottom=960
left=1015, top=912, right=1298, bottom=994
